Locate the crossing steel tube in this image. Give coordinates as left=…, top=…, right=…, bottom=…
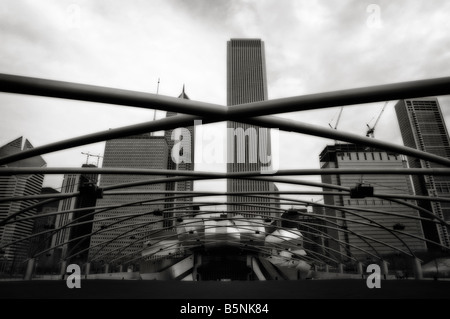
left=1, top=167, right=450, bottom=176
left=0, top=73, right=227, bottom=117
left=2, top=73, right=450, bottom=121
left=2, top=74, right=450, bottom=167
left=228, top=76, right=450, bottom=117
left=3, top=73, right=450, bottom=268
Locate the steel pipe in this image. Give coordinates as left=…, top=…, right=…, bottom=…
left=1, top=167, right=450, bottom=176
left=2, top=74, right=450, bottom=167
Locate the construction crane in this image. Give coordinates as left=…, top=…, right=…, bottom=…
left=328, top=106, right=344, bottom=130
left=81, top=152, right=103, bottom=166
left=366, top=101, right=388, bottom=138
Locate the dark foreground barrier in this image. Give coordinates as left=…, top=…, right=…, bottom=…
left=1, top=279, right=449, bottom=299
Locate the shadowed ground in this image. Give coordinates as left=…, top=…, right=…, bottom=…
left=0, top=279, right=449, bottom=299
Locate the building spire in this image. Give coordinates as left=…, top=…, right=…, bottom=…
left=178, top=84, right=189, bottom=100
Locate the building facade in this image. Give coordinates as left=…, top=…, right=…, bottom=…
left=28, top=187, right=60, bottom=274
left=52, top=164, right=99, bottom=265
left=164, top=87, right=195, bottom=229
left=88, top=134, right=168, bottom=270
left=319, top=143, right=427, bottom=260
left=395, top=97, right=450, bottom=250
left=0, top=137, right=46, bottom=273
left=226, top=38, right=277, bottom=217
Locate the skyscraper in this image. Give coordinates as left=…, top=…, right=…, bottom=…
left=319, top=143, right=427, bottom=260
left=0, top=137, right=46, bottom=273
left=164, top=87, right=195, bottom=228
left=52, top=164, right=99, bottom=265
left=395, top=97, right=450, bottom=249
left=226, top=38, right=277, bottom=217
left=28, top=187, right=60, bottom=274
left=88, top=134, right=168, bottom=269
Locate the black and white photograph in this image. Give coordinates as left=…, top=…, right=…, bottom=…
left=0, top=0, right=449, bottom=311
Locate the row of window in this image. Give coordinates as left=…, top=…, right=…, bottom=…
left=337, top=152, right=399, bottom=161
left=346, top=199, right=393, bottom=206
left=435, top=183, right=450, bottom=194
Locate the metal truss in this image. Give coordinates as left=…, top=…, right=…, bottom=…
left=1, top=73, right=450, bottom=279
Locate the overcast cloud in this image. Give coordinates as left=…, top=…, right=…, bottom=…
left=1, top=0, right=449, bottom=208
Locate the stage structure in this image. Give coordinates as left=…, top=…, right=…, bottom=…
left=1, top=54, right=450, bottom=280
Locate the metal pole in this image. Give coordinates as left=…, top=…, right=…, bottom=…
left=2, top=167, right=450, bottom=177
left=0, top=73, right=227, bottom=117
left=2, top=73, right=450, bottom=122
left=413, top=257, right=423, bottom=280
left=381, top=260, right=389, bottom=279
left=85, top=262, right=91, bottom=278
left=60, top=260, right=67, bottom=280
left=357, top=262, right=363, bottom=277
left=24, top=258, right=35, bottom=280
left=246, top=115, right=450, bottom=167
left=0, top=113, right=200, bottom=165
left=2, top=74, right=450, bottom=167
left=338, top=263, right=344, bottom=274
left=228, top=76, right=450, bottom=117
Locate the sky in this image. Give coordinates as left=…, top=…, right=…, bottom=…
left=1, top=0, right=450, bottom=209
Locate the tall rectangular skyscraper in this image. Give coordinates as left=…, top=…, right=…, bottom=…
left=395, top=97, right=450, bottom=249
left=319, top=143, right=427, bottom=260
left=52, top=164, right=98, bottom=265
left=88, top=134, right=168, bottom=269
left=226, top=38, right=277, bottom=217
